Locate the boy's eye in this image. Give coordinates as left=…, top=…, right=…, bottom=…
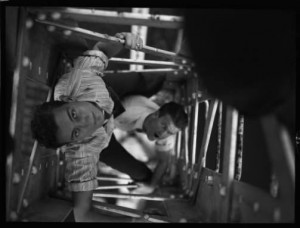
left=74, top=129, right=80, bottom=138
left=72, top=110, right=77, bottom=119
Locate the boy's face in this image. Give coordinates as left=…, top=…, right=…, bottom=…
left=144, top=112, right=180, bottom=141
left=52, top=101, right=104, bottom=145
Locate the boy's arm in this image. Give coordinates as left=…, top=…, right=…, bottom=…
left=72, top=190, right=137, bottom=222
left=93, top=32, right=143, bottom=58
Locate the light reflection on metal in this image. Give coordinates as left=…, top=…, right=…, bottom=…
left=235, top=115, right=244, bottom=181
left=93, top=193, right=172, bottom=201
left=95, top=184, right=138, bottom=190
left=191, top=92, right=199, bottom=165
left=220, top=106, right=239, bottom=222
left=197, top=100, right=219, bottom=168
left=215, top=102, right=223, bottom=173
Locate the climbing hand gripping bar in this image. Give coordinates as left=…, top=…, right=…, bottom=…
left=35, top=19, right=189, bottom=63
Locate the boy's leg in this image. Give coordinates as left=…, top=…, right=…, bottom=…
left=100, top=133, right=153, bottom=183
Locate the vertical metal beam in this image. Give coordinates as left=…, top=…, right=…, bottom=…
left=197, top=100, right=219, bottom=168
left=220, top=106, right=239, bottom=222
left=215, top=102, right=223, bottom=173
left=191, top=95, right=199, bottom=165
left=235, top=115, right=244, bottom=181
left=260, top=115, right=295, bottom=221
left=130, top=8, right=149, bottom=71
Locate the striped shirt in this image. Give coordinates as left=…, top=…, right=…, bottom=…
left=54, top=50, right=114, bottom=192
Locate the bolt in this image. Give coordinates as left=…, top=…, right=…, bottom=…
left=219, top=186, right=226, bottom=196
left=253, top=202, right=260, bottom=212
left=187, top=168, right=191, bottom=174
left=206, top=175, right=214, bottom=184
left=37, top=13, right=46, bottom=20
left=63, top=30, right=72, bottom=36
left=39, top=164, right=42, bottom=170
left=144, top=214, right=150, bottom=220
left=38, top=66, right=41, bottom=75
left=273, top=208, right=281, bottom=222
left=46, top=72, right=49, bottom=80
left=21, top=169, right=24, bottom=176
left=47, top=25, right=56, bottom=32
left=25, top=19, right=33, bottom=29
left=10, top=211, right=18, bottom=221
left=31, top=166, right=38, bottom=175
left=179, top=218, right=187, bottom=223
left=46, top=162, right=48, bottom=168
left=22, top=56, right=30, bottom=67
left=51, top=12, right=61, bottom=20
left=12, top=173, right=21, bottom=184
left=23, top=199, right=29, bottom=208
left=182, top=165, right=186, bottom=171
left=194, top=172, right=198, bottom=179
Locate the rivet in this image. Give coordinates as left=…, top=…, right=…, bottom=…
left=21, top=169, right=24, bottom=176
left=46, top=72, right=49, bottom=79
left=37, top=13, right=46, bottom=20
left=179, top=194, right=184, bottom=198
left=187, top=168, right=191, bottom=174
left=31, top=166, right=38, bottom=175
left=59, top=161, right=64, bottom=166
left=10, top=211, right=18, bottom=221
left=184, top=71, right=188, bottom=75
left=57, top=182, right=62, bottom=187
left=181, top=59, right=187, bottom=65
left=38, top=66, right=41, bottom=75
left=219, top=186, right=226, bottom=196
left=273, top=208, right=281, bottom=222
left=52, top=160, right=54, bottom=166
left=63, top=30, right=72, bottom=36
left=22, top=56, right=30, bottom=67
left=47, top=25, right=56, bottom=32
left=39, top=164, right=42, bottom=170
left=189, top=191, right=193, bottom=197
left=12, top=173, right=21, bottom=184
left=253, top=202, right=260, bottom=212
left=25, top=19, right=33, bottom=29
left=170, top=194, right=175, bottom=199
left=51, top=12, right=61, bottom=20
left=205, top=175, right=214, bottom=185
left=174, top=71, right=178, bottom=75
left=23, top=199, right=29, bottom=208
left=29, top=61, right=32, bottom=70
left=194, top=172, right=198, bottom=179
left=46, top=162, right=48, bottom=168
left=144, top=214, right=150, bottom=220
left=179, top=66, right=184, bottom=70
left=179, top=218, right=187, bottom=223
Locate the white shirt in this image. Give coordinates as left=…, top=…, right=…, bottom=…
left=114, top=95, right=175, bottom=153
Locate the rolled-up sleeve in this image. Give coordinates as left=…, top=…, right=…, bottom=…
left=74, top=50, right=109, bottom=73
left=63, top=144, right=99, bottom=192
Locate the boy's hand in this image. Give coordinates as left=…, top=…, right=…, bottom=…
left=115, top=32, right=144, bottom=51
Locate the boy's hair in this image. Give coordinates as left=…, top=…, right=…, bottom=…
left=31, top=101, right=67, bottom=149
left=158, top=102, right=188, bottom=130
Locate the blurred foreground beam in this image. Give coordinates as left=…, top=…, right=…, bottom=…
left=29, top=7, right=184, bottom=29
